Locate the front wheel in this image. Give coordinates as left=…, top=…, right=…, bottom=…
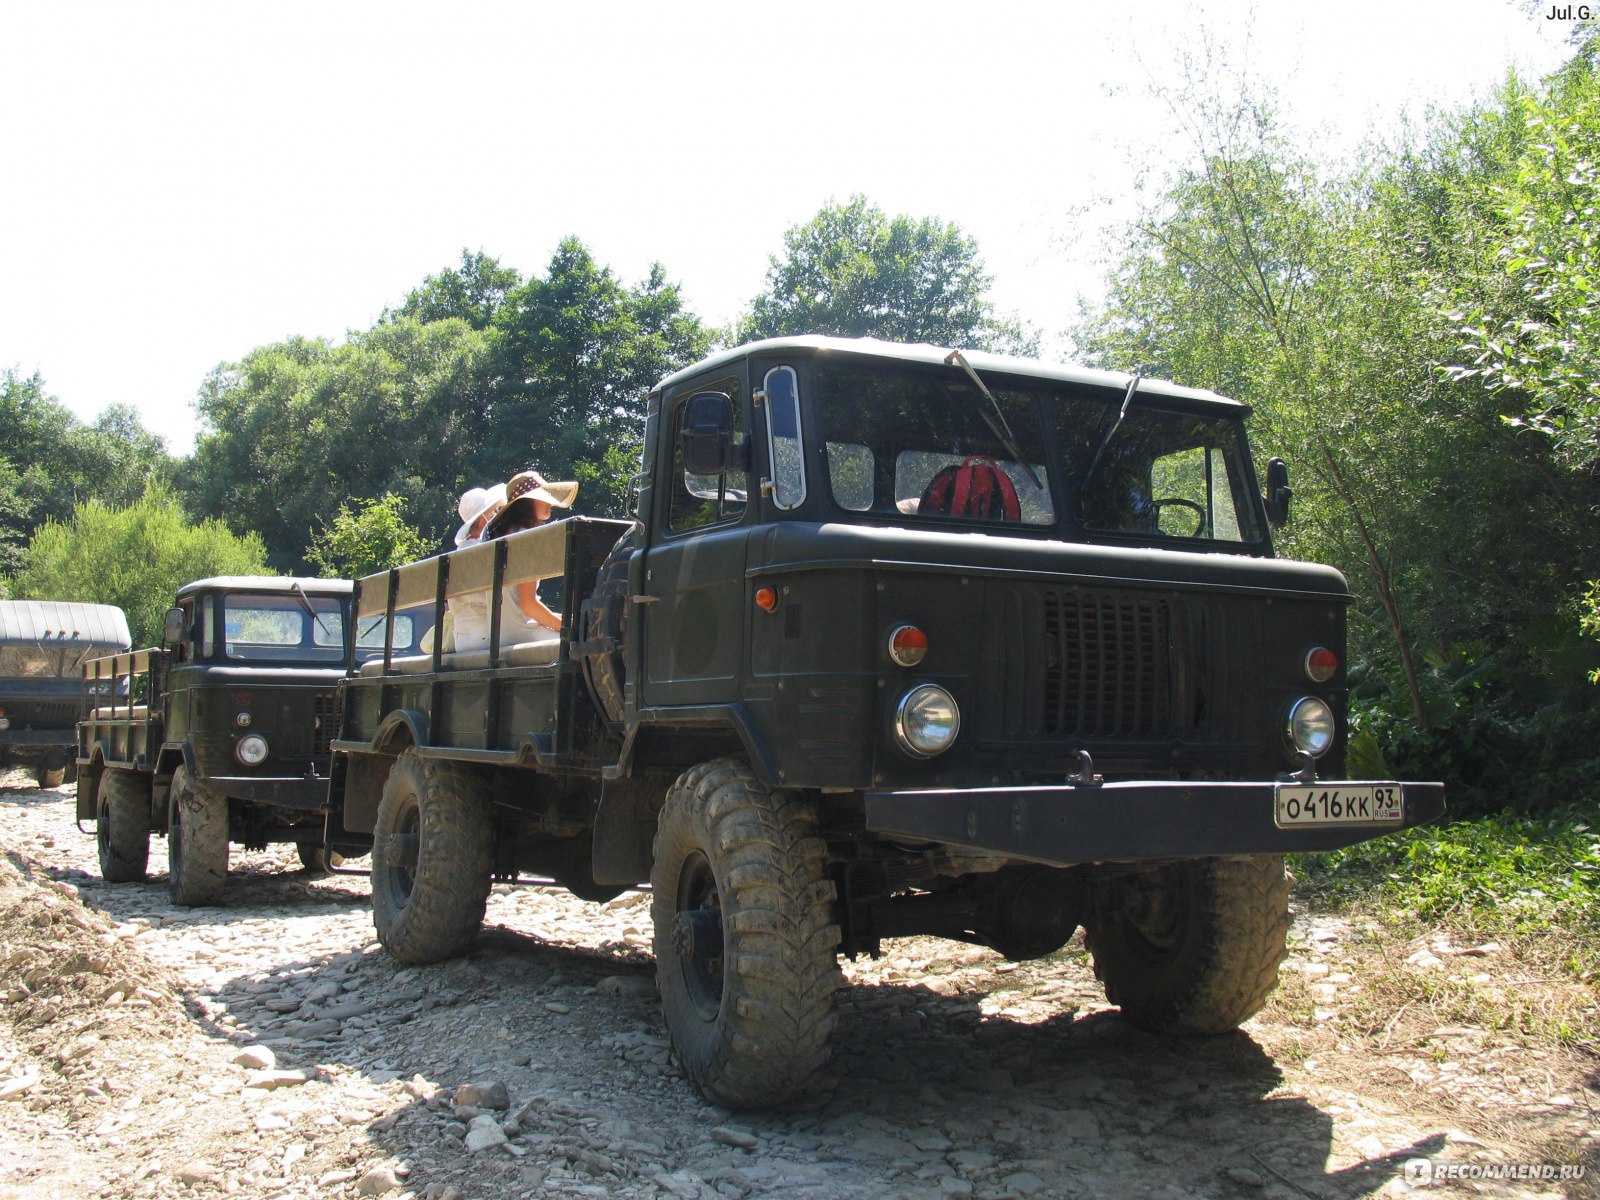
left=35, top=766, right=66, bottom=789
left=168, top=766, right=229, bottom=906
left=1084, top=855, right=1290, bottom=1034
left=371, top=749, right=492, bottom=964
left=652, top=758, right=841, bottom=1108
left=97, top=769, right=150, bottom=883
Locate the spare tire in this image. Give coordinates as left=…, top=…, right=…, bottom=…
left=581, top=528, right=635, bottom=731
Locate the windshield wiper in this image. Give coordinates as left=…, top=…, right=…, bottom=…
left=944, top=350, right=1043, bottom=488
left=291, top=582, right=336, bottom=638
left=1079, top=369, right=1143, bottom=492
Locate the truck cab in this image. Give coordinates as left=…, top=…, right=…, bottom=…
left=79, top=576, right=412, bottom=903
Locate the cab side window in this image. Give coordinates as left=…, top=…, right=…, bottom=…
left=195, top=597, right=214, bottom=660
left=668, top=377, right=748, bottom=533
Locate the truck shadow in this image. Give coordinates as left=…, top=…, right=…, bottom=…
left=171, top=920, right=1443, bottom=1200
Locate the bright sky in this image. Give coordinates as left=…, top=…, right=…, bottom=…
left=0, top=1, right=1575, bottom=455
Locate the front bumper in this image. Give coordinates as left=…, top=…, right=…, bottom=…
left=205, top=772, right=329, bottom=811
left=864, top=779, right=1446, bottom=867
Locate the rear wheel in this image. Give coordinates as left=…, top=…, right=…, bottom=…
left=651, top=758, right=841, bottom=1108
left=371, top=749, right=492, bottom=964
left=168, top=766, right=229, bottom=906
left=35, top=766, right=66, bottom=789
left=96, top=769, right=150, bottom=883
left=1085, top=855, right=1290, bottom=1034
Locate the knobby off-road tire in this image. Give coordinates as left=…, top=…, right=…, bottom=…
left=168, top=766, right=230, bottom=906
left=1085, top=854, right=1291, bottom=1035
left=371, top=749, right=492, bottom=964
left=651, top=757, right=842, bottom=1109
left=580, top=528, right=635, bottom=731
left=96, top=769, right=150, bottom=883
left=35, top=766, right=66, bottom=789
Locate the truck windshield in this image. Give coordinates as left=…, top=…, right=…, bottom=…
left=221, top=593, right=349, bottom=665
left=814, top=359, right=1264, bottom=545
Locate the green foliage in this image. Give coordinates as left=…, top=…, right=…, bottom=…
left=186, top=242, right=707, bottom=567
left=1445, top=40, right=1600, bottom=478
left=384, top=250, right=522, bottom=330
left=188, top=322, right=495, bottom=569
left=304, top=493, right=430, bottom=580
left=488, top=241, right=711, bottom=518
left=741, top=195, right=1038, bottom=354
left=0, top=369, right=174, bottom=576
left=1293, top=808, right=1600, bottom=943
left=13, top=486, right=269, bottom=646
left=1073, top=48, right=1600, bottom=797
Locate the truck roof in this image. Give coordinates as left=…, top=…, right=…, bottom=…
left=176, top=576, right=354, bottom=599
left=0, top=600, right=131, bottom=648
left=652, top=336, right=1244, bottom=410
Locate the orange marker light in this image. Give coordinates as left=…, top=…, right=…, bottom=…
left=888, top=625, right=929, bottom=667
left=754, top=587, right=778, bottom=612
left=1304, top=647, right=1339, bottom=683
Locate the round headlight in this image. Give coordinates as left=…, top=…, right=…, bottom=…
left=235, top=734, right=269, bottom=766
left=894, top=684, right=960, bottom=758
left=1286, top=696, right=1335, bottom=758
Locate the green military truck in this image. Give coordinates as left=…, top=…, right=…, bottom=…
left=330, top=336, right=1445, bottom=1108
left=0, top=600, right=131, bottom=788
left=78, top=576, right=414, bottom=903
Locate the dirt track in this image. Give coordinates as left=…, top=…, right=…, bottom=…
left=1, top=770, right=1594, bottom=1200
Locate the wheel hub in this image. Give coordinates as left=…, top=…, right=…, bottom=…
left=671, top=908, right=723, bottom=961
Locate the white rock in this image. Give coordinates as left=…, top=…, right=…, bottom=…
left=355, top=1163, right=402, bottom=1195
left=465, top=1113, right=509, bottom=1152
left=233, top=1045, right=277, bottom=1071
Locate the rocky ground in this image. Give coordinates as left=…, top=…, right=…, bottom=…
left=1, top=769, right=1595, bottom=1200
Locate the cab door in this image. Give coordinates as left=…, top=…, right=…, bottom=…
left=638, top=368, right=753, bottom=708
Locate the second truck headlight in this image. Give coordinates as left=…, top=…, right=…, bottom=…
left=894, top=684, right=960, bottom=758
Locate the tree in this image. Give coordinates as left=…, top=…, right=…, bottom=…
left=187, top=320, right=497, bottom=569
left=13, top=486, right=269, bottom=646
left=741, top=195, right=1038, bottom=354
left=305, top=493, right=431, bottom=579
left=0, top=369, right=174, bottom=575
left=488, top=239, right=712, bottom=516
left=384, top=250, right=522, bottom=330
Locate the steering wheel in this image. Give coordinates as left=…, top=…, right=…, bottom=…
left=1150, top=498, right=1207, bottom=537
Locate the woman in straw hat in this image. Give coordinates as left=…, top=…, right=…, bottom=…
left=484, top=469, right=579, bottom=644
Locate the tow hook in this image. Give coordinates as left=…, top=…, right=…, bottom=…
left=1067, top=750, right=1103, bottom=787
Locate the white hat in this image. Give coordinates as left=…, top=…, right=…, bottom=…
left=453, top=482, right=507, bottom=546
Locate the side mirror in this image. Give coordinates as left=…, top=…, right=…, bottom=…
left=681, top=392, right=735, bottom=476
left=1264, top=457, right=1293, bottom=528
left=162, top=607, right=186, bottom=645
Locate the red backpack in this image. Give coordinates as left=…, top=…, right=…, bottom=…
left=919, top=455, right=1021, bottom=521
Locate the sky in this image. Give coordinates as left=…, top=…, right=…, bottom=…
left=0, top=1, right=1578, bottom=455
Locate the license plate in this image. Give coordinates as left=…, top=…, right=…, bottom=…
left=1275, top=784, right=1403, bottom=828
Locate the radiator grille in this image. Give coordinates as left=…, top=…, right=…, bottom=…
left=312, top=693, right=337, bottom=758
left=1044, top=591, right=1173, bottom=737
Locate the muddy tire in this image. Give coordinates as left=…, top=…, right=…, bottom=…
left=167, top=766, right=229, bottom=906
left=371, top=749, right=492, bottom=964
left=96, top=769, right=150, bottom=883
left=35, top=766, right=66, bottom=789
left=652, top=757, right=841, bottom=1108
left=580, top=528, right=635, bottom=730
left=1085, top=854, right=1290, bottom=1034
